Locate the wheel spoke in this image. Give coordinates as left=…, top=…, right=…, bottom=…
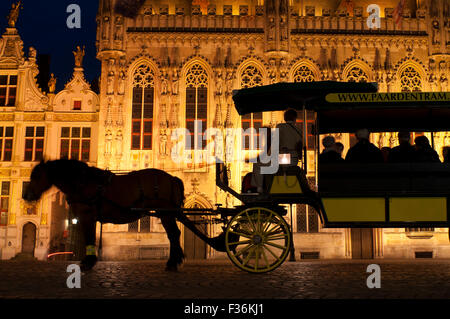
left=264, top=224, right=284, bottom=237
left=264, top=241, right=287, bottom=251
left=254, top=246, right=260, bottom=271
left=229, top=230, right=253, bottom=239
left=261, top=246, right=269, bottom=268
left=242, top=246, right=256, bottom=267
left=256, top=209, right=261, bottom=233
left=261, top=212, right=274, bottom=233
left=245, top=211, right=257, bottom=233
left=228, top=239, right=252, bottom=246
left=263, top=245, right=279, bottom=260
left=266, top=234, right=289, bottom=241
left=234, top=243, right=253, bottom=258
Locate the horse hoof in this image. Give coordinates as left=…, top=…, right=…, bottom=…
left=80, top=255, right=97, bottom=272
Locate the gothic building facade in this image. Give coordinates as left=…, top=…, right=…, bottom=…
left=1, top=0, right=450, bottom=261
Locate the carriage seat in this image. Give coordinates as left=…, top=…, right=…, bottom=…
left=319, top=163, right=450, bottom=194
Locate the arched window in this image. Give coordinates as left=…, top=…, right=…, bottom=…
left=185, top=63, right=208, bottom=150
left=131, top=64, right=154, bottom=150
left=293, top=64, right=316, bottom=82
left=240, top=65, right=263, bottom=150
left=345, top=66, right=369, bottom=83
left=400, top=66, right=422, bottom=92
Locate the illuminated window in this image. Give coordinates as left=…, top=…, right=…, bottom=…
left=400, top=66, right=422, bottom=92
left=24, top=126, right=45, bottom=161
left=128, top=216, right=151, bottom=233
left=345, top=66, right=368, bottom=83
left=132, top=64, right=154, bottom=150
left=0, top=127, right=14, bottom=161
left=240, top=65, right=263, bottom=150
left=185, top=63, right=208, bottom=150
left=60, top=127, right=91, bottom=162
left=0, top=75, right=17, bottom=107
left=0, top=181, right=10, bottom=226
left=293, top=65, right=316, bottom=82
left=73, top=100, right=82, bottom=110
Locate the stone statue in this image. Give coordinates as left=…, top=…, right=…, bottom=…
left=161, top=70, right=169, bottom=95
left=171, top=69, right=179, bottom=96
left=7, top=1, right=22, bottom=28
left=107, top=71, right=115, bottom=95
left=73, top=46, right=85, bottom=68
left=118, top=70, right=126, bottom=95
left=160, top=129, right=168, bottom=157
left=28, top=47, right=37, bottom=59
left=215, top=70, right=223, bottom=96
left=48, top=73, right=57, bottom=94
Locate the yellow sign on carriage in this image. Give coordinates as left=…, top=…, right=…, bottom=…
left=326, top=92, right=450, bottom=103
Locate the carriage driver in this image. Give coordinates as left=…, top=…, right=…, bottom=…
left=276, top=109, right=303, bottom=167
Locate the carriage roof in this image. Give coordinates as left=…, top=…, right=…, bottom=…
left=232, top=81, right=450, bottom=134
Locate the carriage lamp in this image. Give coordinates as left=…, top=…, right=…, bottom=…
left=71, top=218, right=78, bottom=225
left=279, top=153, right=291, bottom=165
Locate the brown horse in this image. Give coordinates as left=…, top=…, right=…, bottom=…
left=23, top=159, right=227, bottom=271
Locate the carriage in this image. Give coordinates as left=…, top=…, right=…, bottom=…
left=201, top=82, right=450, bottom=273
left=24, top=82, right=450, bottom=274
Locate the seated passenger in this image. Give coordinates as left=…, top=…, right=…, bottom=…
left=319, top=136, right=344, bottom=163
left=443, top=146, right=450, bottom=163
left=345, top=128, right=384, bottom=163
left=276, top=109, right=303, bottom=166
left=388, top=131, right=415, bottom=163
left=335, top=142, right=344, bottom=157
left=413, top=136, right=440, bottom=163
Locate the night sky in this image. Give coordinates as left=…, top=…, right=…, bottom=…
left=0, top=0, right=100, bottom=92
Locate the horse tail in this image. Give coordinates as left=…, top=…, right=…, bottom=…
left=172, top=176, right=185, bottom=206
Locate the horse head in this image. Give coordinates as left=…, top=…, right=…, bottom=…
left=23, top=160, right=53, bottom=202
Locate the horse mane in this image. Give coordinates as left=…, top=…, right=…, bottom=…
left=46, top=159, right=114, bottom=186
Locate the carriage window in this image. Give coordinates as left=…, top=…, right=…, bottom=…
left=240, top=65, right=263, bottom=151
left=132, top=64, right=154, bottom=150
left=60, top=127, right=91, bottom=162
left=0, top=74, right=18, bottom=107
left=0, top=126, right=14, bottom=161
left=0, top=181, right=10, bottom=226
left=296, top=111, right=315, bottom=151
left=24, top=126, right=45, bottom=161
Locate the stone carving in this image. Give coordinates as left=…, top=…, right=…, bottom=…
left=73, top=46, right=85, bottom=68
left=114, top=16, right=123, bottom=41
left=305, top=6, right=315, bottom=16
left=191, top=5, right=201, bottom=15
left=7, top=1, right=22, bottom=28
left=176, top=7, right=185, bottom=15
left=159, top=5, right=168, bottom=15
left=118, top=70, right=126, bottom=95
left=223, top=5, right=232, bottom=15
left=171, top=68, right=179, bottom=96
left=255, top=5, right=264, bottom=16
left=161, top=70, right=169, bottom=95
left=432, top=20, right=440, bottom=45
left=159, top=129, right=168, bottom=157
left=239, top=5, right=248, bottom=16
left=215, top=69, right=224, bottom=96
left=29, top=47, right=36, bottom=60
left=48, top=73, right=57, bottom=93
left=102, top=16, right=110, bottom=40
left=207, top=5, right=216, bottom=15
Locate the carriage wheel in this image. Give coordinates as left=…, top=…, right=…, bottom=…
left=225, top=207, right=291, bottom=273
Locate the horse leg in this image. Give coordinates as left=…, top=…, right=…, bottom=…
left=160, top=214, right=184, bottom=271
left=74, top=203, right=98, bottom=271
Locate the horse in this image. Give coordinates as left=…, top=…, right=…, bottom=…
left=23, top=159, right=228, bottom=271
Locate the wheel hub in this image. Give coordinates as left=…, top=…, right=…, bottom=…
left=252, top=234, right=263, bottom=245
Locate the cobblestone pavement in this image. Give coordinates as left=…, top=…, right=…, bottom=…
left=1, top=259, right=450, bottom=299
